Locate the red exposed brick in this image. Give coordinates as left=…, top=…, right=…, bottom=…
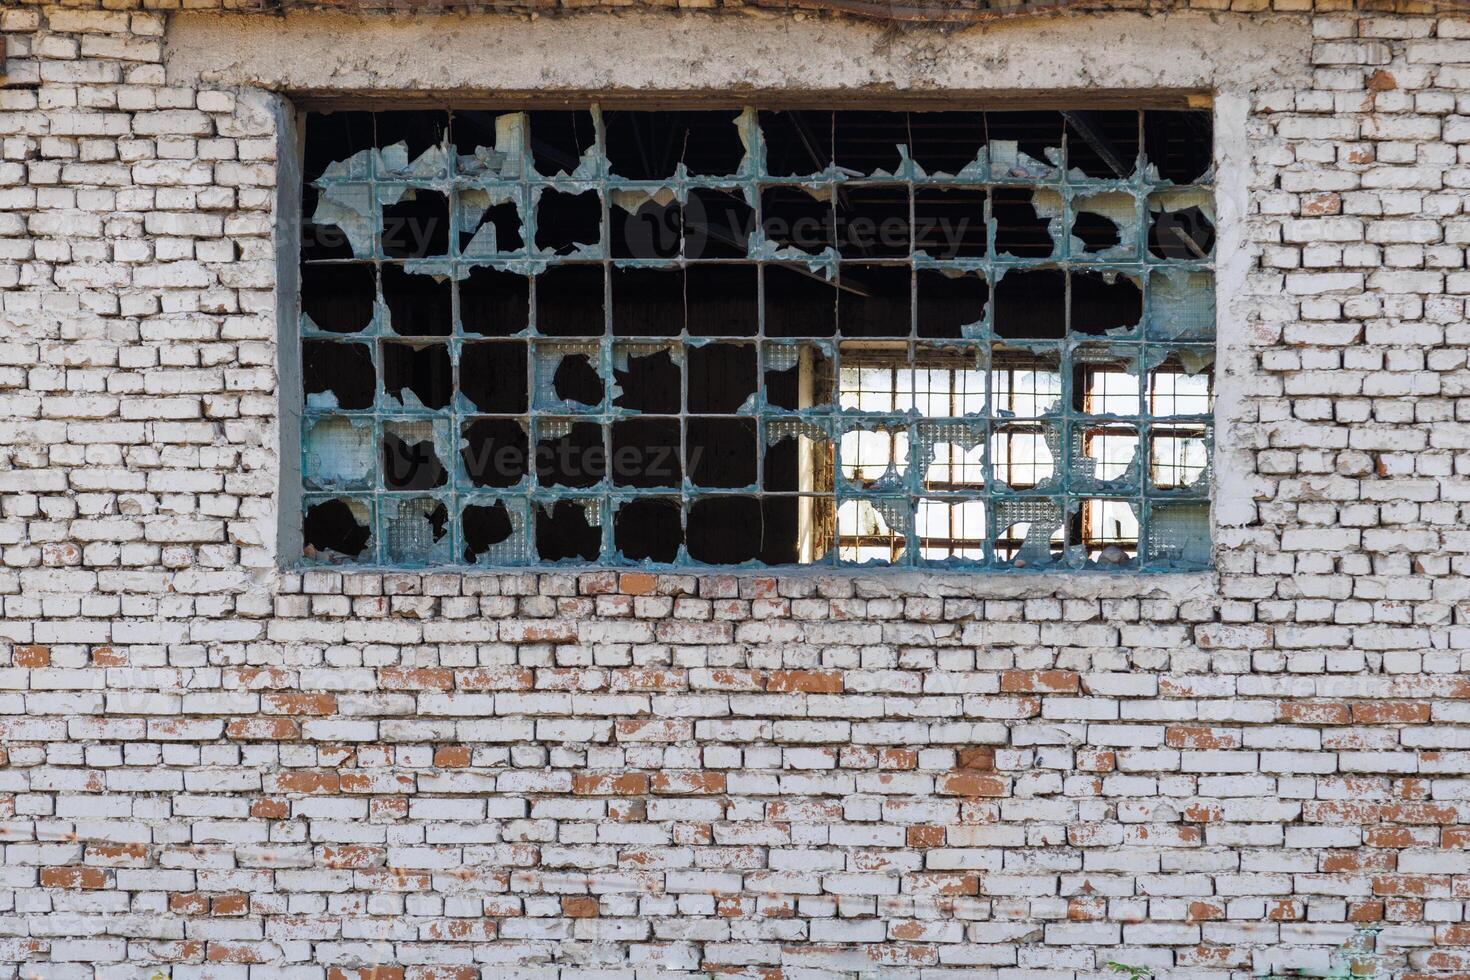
left=420, top=920, right=498, bottom=941
left=1165, top=725, right=1241, bottom=749
left=1268, top=899, right=1302, bottom=921
left=562, top=896, right=599, bottom=917
left=880, top=748, right=918, bottom=769
left=1388, top=898, right=1426, bottom=923
left=250, top=797, right=289, bottom=819
left=1374, top=874, right=1451, bottom=897
left=1299, top=192, right=1341, bottom=216
left=955, top=746, right=994, bottom=771
left=371, top=797, right=409, bottom=822
left=1366, top=826, right=1425, bottom=848
left=905, top=873, right=978, bottom=896
left=500, top=621, right=578, bottom=643
left=211, top=894, right=249, bottom=916
left=268, top=770, right=340, bottom=794
left=1187, top=901, right=1224, bottom=923
left=1068, top=897, right=1105, bottom=921
left=1278, top=701, right=1352, bottom=725
left=13, top=645, right=49, bottom=667
left=85, top=843, right=148, bottom=866
left=1322, top=849, right=1396, bottom=872
left=322, top=845, right=386, bottom=869
left=40, top=868, right=108, bottom=889
left=1348, top=901, right=1385, bottom=923
left=695, top=669, right=764, bottom=691
left=1353, top=701, right=1431, bottom=724
left=90, top=646, right=127, bottom=666
left=261, top=693, right=337, bottom=716
left=999, top=670, right=1079, bottom=694
left=339, top=771, right=414, bottom=794
left=225, top=717, right=299, bottom=740
left=170, top=892, right=209, bottom=915
left=432, top=746, right=472, bottom=767
left=766, top=670, right=842, bottom=693
left=456, top=667, right=534, bottom=690
left=907, top=825, right=944, bottom=848
left=1367, top=68, right=1397, bottom=90
left=619, top=572, right=658, bottom=595
left=572, top=772, right=649, bottom=796
left=207, top=943, right=271, bottom=964
left=938, top=772, right=1009, bottom=797
left=329, top=969, right=405, bottom=980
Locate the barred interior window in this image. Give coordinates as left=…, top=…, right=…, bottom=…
left=296, top=106, right=1214, bottom=570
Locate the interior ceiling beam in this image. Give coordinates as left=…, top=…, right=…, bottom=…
left=1060, top=110, right=1129, bottom=178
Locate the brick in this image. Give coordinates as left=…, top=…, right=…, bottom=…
left=250, top=798, right=288, bottom=819
left=40, top=868, right=108, bottom=889
left=1353, top=701, right=1432, bottom=723
left=619, top=572, right=658, bottom=595
left=0, top=6, right=1467, bottom=973
left=224, top=717, right=299, bottom=740
left=650, top=771, right=726, bottom=795
left=955, top=746, right=995, bottom=771
left=329, top=970, right=405, bottom=980
left=999, top=670, right=1080, bottom=694
left=12, top=645, right=49, bottom=667
left=572, top=772, right=649, bottom=795
left=431, top=745, right=472, bottom=767
left=169, top=892, right=209, bottom=915
left=378, top=667, right=454, bottom=691
left=261, top=693, right=338, bottom=715
left=561, top=896, right=599, bottom=917
left=265, top=771, right=339, bottom=794
left=937, top=772, right=1009, bottom=797
left=766, top=670, right=843, bottom=693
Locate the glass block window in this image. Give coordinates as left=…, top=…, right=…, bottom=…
left=296, top=106, right=1214, bottom=570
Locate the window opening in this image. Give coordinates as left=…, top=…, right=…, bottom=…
left=296, top=106, right=1214, bottom=569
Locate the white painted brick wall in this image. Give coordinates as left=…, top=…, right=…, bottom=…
left=1, top=1, right=1468, bottom=976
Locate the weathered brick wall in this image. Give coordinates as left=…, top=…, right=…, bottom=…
left=2, top=2, right=1470, bottom=977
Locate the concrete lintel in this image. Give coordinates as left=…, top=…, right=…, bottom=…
left=166, top=9, right=1313, bottom=99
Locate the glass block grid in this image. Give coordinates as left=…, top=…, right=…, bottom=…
left=297, top=106, right=1215, bottom=570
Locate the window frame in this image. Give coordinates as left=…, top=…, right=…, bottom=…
left=280, top=101, right=1219, bottom=574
